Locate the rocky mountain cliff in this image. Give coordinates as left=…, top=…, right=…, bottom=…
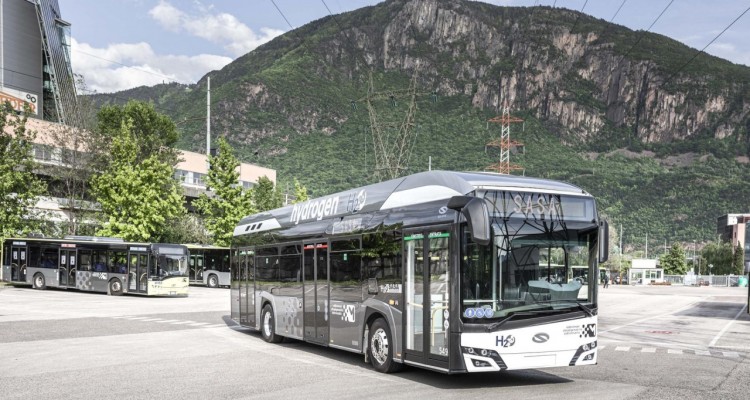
left=93, top=0, right=750, bottom=245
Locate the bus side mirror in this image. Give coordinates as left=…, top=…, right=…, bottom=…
left=449, top=196, right=491, bottom=246
left=598, top=220, right=609, bottom=263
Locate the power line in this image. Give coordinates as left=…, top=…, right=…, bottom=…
left=72, top=49, right=188, bottom=84
left=609, top=0, right=627, bottom=23
left=320, top=0, right=372, bottom=71
left=660, top=5, right=750, bottom=89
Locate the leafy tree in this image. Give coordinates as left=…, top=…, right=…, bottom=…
left=732, top=243, right=745, bottom=275
left=193, top=138, right=256, bottom=246
left=701, top=241, right=733, bottom=275
left=90, top=118, right=184, bottom=241
left=159, top=214, right=211, bottom=244
left=292, top=178, right=309, bottom=204
left=660, top=243, right=687, bottom=275
left=0, top=103, right=47, bottom=238
left=94, top=100, right=179, bottom=167
left=253, top=176, right=283, bottom=212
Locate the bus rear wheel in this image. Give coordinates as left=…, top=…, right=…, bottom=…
left=207, top=274, right=219, bottom=288
left=369, top=318, right=402, bottom=373
left=109, top=278, right=123, bottom=296
left=33, top=273, right=46, bottom=290
left=261, top=304, right=283, bottom=343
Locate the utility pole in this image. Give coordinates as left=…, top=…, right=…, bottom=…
left=645, top=233, right=648, bottom=259
left=206, top=76, right=211, bottom=160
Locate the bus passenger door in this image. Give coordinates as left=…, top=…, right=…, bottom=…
left=303, top=242, right=329, bottom=345
left=128, top=252, right=148, bottom=294
left=59, top=249, right=77, bottom=288
left=190, top=253, right=203, bottom=284
left=239, top=250, right=255, bottom=326
left=404, top=229, right=450, bottom=370
left=9, top=244, right=27, bottom=282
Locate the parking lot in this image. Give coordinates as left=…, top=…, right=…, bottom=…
left=1, top=284, right=749, bottom=399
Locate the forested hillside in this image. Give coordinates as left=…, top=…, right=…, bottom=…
left=90, top=0, right=750, bottom=247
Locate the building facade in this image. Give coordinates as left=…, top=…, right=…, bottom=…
left=0, top=0, right=79, bottom=126
left=717, top=214, right=750, bottom=273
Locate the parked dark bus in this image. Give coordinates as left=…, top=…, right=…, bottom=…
left=186, top=244, right=230, bottom=288
left=231, top=170, right=608, bottom=374
left=2, top=236, right=189, bottom=296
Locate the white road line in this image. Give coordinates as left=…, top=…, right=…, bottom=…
left=708, top=304, right=747, bottom=347
left=695, top=350, right=711, bottom=356
left=205, top=324, right=226, bottom=328
left=600, top=298, right=705, bottom=334
left=111, top=316, right=132, bottom=319
left=124, top=317, right=151, bottom=320
left=139, top=318, right=163, bottom=322
left=155, top=320, right=180, bottom=323
left=667, top=349, right=683, bottom=355
left=171, top=321, right=196, bottom=325
left=188, top=322, right=211, bottom=326
left=641, top=348, right=656, bottom=353
left=598, top=345, right=606, bottom=350
left=723, top=351, right=740, bottom=358
left=615, top=346, right=630, bottom=352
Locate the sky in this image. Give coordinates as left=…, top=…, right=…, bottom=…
left=60, top=0, right=750, bottom=94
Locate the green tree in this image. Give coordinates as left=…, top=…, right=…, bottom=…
left=701, top=241, right=733, bottom=275
left=253, top=176, right=283, bottom=212
left=94, top=100, right=179, bottom=166
left=159, top=214, right=211, bottom=244
left=0, top=103, right=47, bottom=238
left=193, top=138, right=256, bottom=246
left=90, top=118, right=184, bottom=241
left=732, top=243, right=745, bottom=275
left=660, top=243, right=688, bottom=275
left=292, top=178, right=309, bottom=204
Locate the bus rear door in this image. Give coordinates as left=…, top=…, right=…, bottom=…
left=303, top=242, right=329, bottom=345
left=9, top=242, right=27, bottom=282
left=59, top=247, right=77, bottom=288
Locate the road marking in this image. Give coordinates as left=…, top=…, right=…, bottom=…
left=205, top=324, right=227, bottom=328
left=111, top=316, right=132, bottom=319
left=615, top=346, right=630, bottom=351
left=641, top=348, right=656, bottom=353
left=694, top=350, right=711, bottom=356
left=124, top=317, right=151, bottom=320
left=188, top=322, right=211, bottom=326
left=708, top=303, right=747, bottom=347
left=171, top=320, right=196, bottom=325
left=599, top=298, right=704, bottom=334
left=667, top=349, right=683, bottom=355
left=155, top=320, right=180, bottom=323
left=139, top=318, right=163, bottom=322
left=723, top=351, right=740, bottom=358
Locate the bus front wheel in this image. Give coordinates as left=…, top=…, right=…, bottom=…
left=368, top=318, right=402, bottom=373
left=33, top=273, right=46, bottom=290
left=109, top=279, right=123, bottom=296
left=261, top=304, right=283, bottom=343
left=207, top=274, right=219, bottom=288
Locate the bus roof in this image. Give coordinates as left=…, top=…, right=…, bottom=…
left=234, top=170, right=590, bottom=238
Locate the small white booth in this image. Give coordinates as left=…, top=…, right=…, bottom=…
left=629, top=259, right=664, bottom=285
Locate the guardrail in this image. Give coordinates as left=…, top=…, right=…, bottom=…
left=664, top=275, right=745, bottom=287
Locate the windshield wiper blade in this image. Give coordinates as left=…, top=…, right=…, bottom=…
left=575, top=302, right=594, bottom=318
left=486, top=312, right=531, bottom=332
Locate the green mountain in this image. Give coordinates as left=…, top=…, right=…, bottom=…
left=91, top=0, right=750, bottom=249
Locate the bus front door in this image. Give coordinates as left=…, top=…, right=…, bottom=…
left=9, top=244, right=27, bottom=282
left=128, top=252, right=149, bottom=294
left=303, top=242, right=329, bottom=345
left=404, top=229, right=450, bottom=370
left=59, top=249, right=77, bottom=288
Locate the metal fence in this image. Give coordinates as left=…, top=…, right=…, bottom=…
left=663, top=275, right=744, bottom=287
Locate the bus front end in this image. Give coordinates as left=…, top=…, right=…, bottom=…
left=148, top=244, right=189, bottom=296
left=457, top=190, right=606, bottom=372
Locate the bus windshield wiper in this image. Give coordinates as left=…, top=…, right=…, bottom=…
left=486, top=311, right=534, bottom=332
left=547, top=300, right=594, bottom=318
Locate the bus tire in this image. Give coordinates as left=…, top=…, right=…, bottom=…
left=368, top=318, right=402, bottom=373
left=261, top=304, right=283, bottom=343
left=109, top=278, right=124, bottom=296
left=33, top=273, right=46, bottom=290
left=207, top=274, right=219, bottom=288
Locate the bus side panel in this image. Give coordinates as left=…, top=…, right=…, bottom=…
left=272, top=295, right=303, bottom=339
left=27, top=267, right=57, bottom=287
left=329, top=301, right=365, bottom=351
left=363, top=298, right=403, bottom=359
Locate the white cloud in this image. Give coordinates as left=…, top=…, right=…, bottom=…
left=148, top=1, right=285, bottom=57
left=71, top=38, right=233, bottom=93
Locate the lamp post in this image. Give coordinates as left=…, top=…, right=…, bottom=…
left=709, top=264, right=713, bottom=285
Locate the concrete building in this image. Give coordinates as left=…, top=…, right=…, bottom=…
left=716, top=214, right=750, bottom=273
left=1, top=0, right=80, bottom=126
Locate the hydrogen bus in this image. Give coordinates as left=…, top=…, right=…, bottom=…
left=230, top=170, right=608, bottom=373
left=186, top=244, right=230, bottom=288
left=2, top=236, right=189, bottom=296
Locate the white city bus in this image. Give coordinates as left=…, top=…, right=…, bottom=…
left=186, top=244, right=230, bottom=288
left=2, top=236, right=189, bottom=296
left=230, top=171, right=608, bottom=373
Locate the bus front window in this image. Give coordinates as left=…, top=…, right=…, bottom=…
left=159, top=256, right=188, bottom=277
left=460, top=220, right=598, bottom=322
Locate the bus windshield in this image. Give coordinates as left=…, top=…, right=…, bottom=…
left=159, top=255, right=188, bottom=277
left=460, top=218, right=598, bottom=321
